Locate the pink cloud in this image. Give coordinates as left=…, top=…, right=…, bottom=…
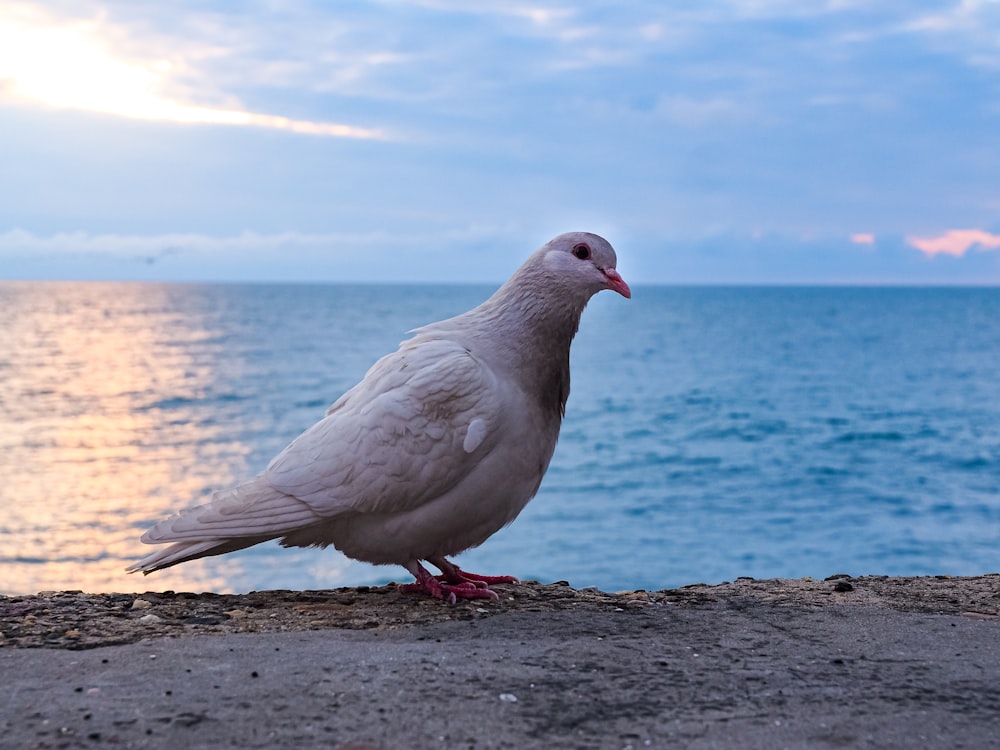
left=850, top=232, right=875, bottom=246
left=907, top=229, right=1000, bottom=257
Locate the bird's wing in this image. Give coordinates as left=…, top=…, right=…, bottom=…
left=264, top=336, right=509, bottom=516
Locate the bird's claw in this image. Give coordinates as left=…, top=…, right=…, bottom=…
left=402, top=560, right=513, bottom=604
left=433, top=575, right=489, bottom=589
left=454, top=572, right=520, bottom=585
left=399, top=579, right=500, bottom=604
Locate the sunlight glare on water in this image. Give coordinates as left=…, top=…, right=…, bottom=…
left=1, top=281, right=479, bottom=595
left=1, top=283, right=250, bottom=592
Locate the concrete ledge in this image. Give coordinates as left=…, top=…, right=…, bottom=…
left=2, top=575, right=998, bottom=748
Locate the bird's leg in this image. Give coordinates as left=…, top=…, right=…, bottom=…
left=399, top=560, right=500, bottom=604
left=428, top=556, right=520, bottom=586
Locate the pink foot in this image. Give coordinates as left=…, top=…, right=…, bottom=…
left=401, top=559, right=519, bottom=604
left=400, top=563, right=500, bottom=603
left=428, top=556, right=519, bottom=587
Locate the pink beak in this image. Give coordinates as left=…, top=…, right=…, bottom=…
left=602, top=268, right=632, bottom=299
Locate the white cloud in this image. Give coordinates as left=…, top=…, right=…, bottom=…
left=655, top=95, right=745, bottom=126
left=0, top=228, right=373, bottom=258
left=394, top=1, right=577, bottom=27
left=901, top=0, right=1000, bottom=68
left=0, top=2, right=385, bottom=137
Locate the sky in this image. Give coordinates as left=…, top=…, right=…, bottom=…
left=1, top=0, right=1000, bottom=284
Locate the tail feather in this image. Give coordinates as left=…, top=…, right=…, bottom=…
left=141, top=477, right=321, bottom=544
left=126, top=536, right=275, bottom=574
left=128, top=476, right=326, bottom=575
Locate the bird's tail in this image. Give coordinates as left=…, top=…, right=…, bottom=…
left=126, top=475, right=322, bottom=575
left=126, top=537, right=274, bottom=574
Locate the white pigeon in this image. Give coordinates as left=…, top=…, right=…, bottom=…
left=128, top=232, right=630, bottom=602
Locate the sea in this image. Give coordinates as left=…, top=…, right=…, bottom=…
left=1, top=281, right=998, bottom=596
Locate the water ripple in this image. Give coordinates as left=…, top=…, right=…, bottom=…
left=2, top=283, right=999, bottom=594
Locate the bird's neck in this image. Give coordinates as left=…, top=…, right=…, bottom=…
left=469, top=272, right=589, bottom=418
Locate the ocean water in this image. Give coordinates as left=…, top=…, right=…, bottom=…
left=1, top=282, right=998, bottom=596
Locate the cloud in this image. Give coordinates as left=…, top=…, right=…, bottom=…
left=654, top=95, right=745, bottom=127
left=0, top=227, right=369, bottom=258
left=901, top=0, right=1000, bottom=69
left=0, top=227, right=529, bottom=282
left=636, top=230, right=1000, bottom=285
left=851, top=232, right=875, bottom=245
left=907, top=229, right=1000, bottom=257
left=0, top=3, right=384, bottom=138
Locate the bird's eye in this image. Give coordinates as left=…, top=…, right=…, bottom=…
left=572, top=243, right=591, bottom=260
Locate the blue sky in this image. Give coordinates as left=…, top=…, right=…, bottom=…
left=1, top=0, right=999, bottom=283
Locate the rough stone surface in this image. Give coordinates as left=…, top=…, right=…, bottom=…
left=1, top=575, right=998, bottom=748
left=3, top=575, right=998, bottom=651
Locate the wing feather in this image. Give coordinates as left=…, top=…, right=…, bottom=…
left=265, top=337, right=505, bottom=517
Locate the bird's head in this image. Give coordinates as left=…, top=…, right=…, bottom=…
left=539, top=232, right=631, bottom=300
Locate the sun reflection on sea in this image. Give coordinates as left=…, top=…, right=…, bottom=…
left=0, top=282, right=261, bottom=594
